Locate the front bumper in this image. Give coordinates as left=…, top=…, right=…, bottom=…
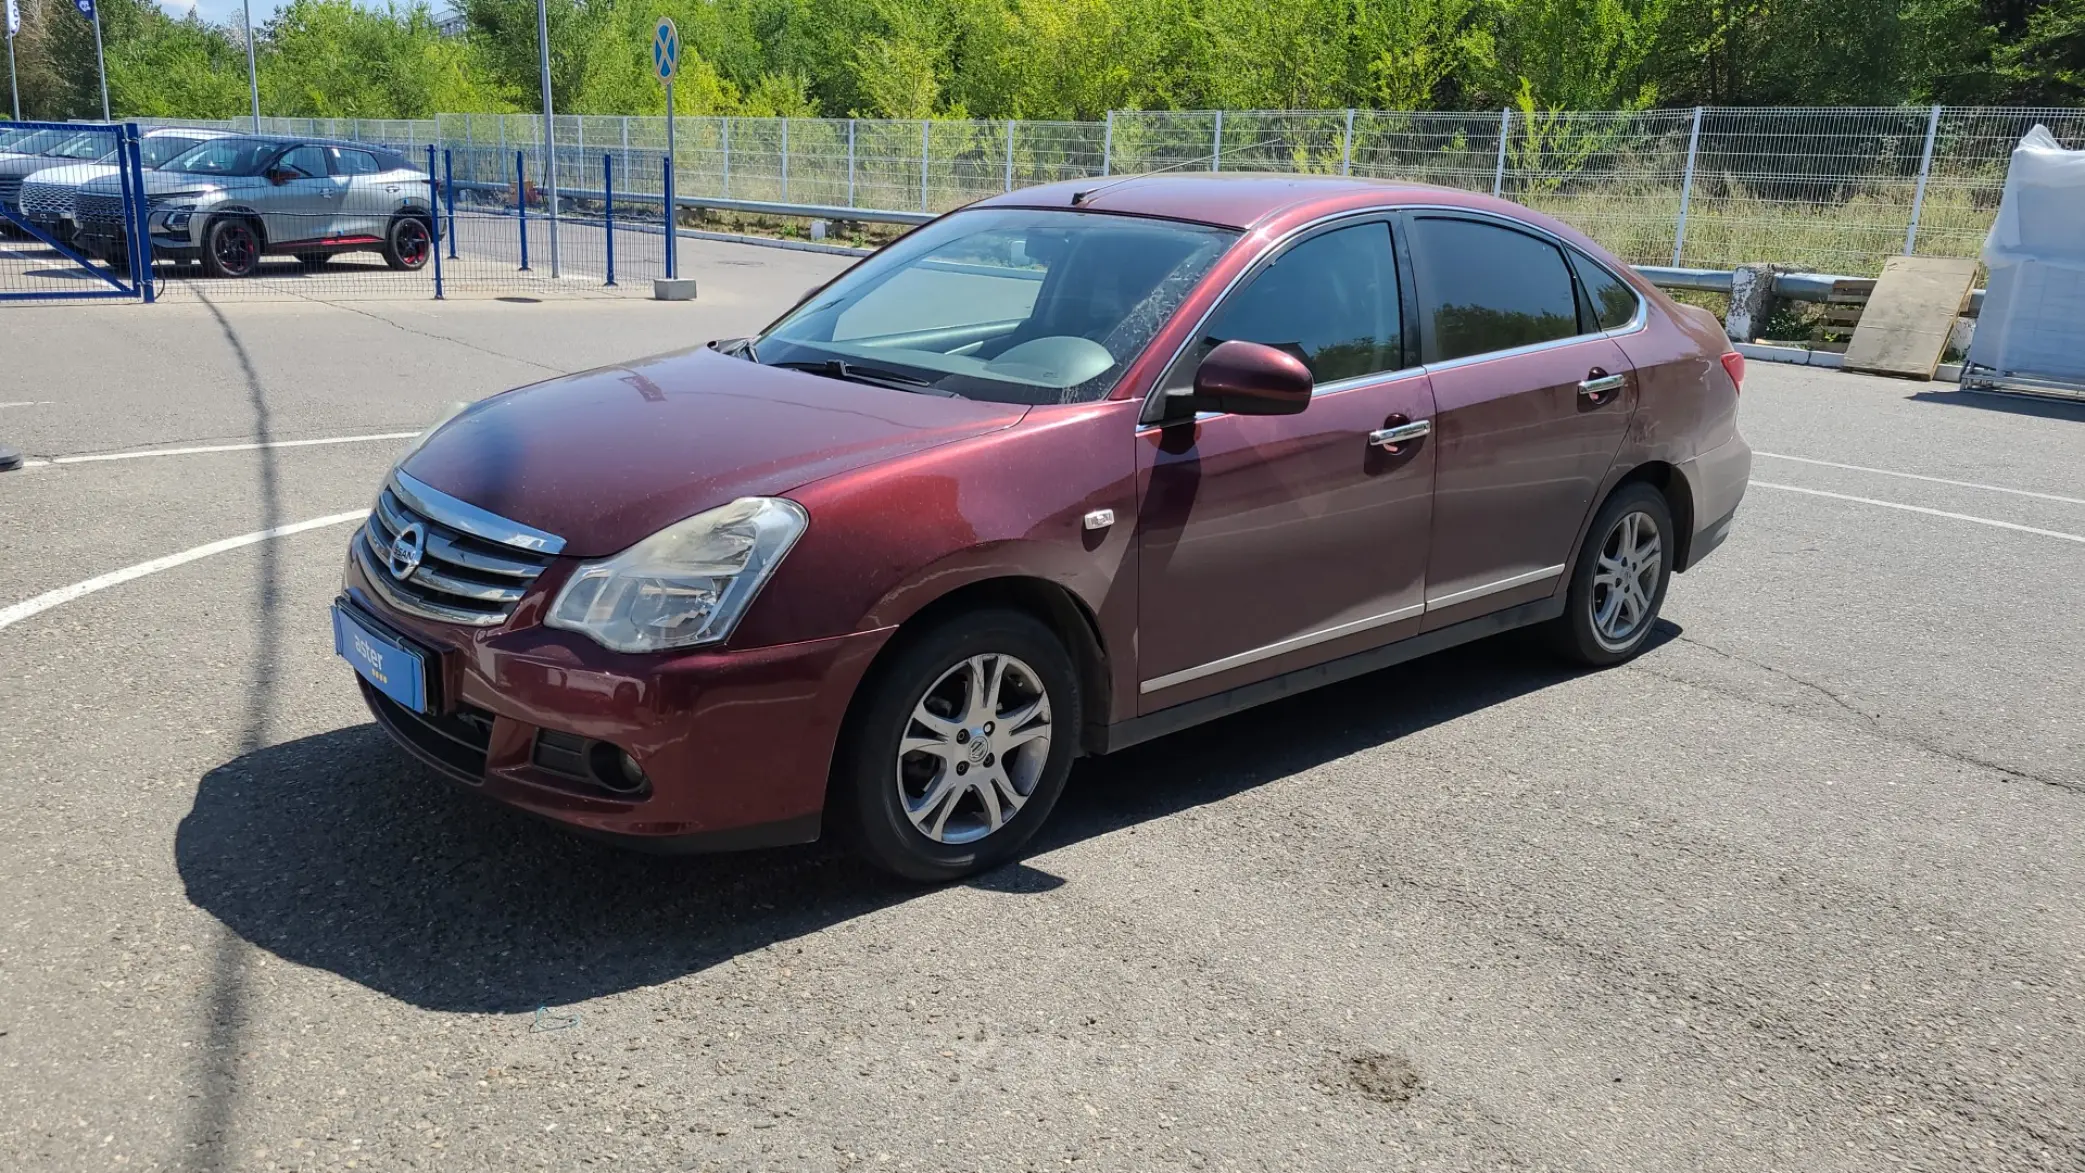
left=342, top=555, right=894, bottom=850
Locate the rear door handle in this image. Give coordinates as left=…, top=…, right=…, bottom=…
left=1579, top=373, right=1626, bottom=399
left=1369, top=419, right=1432, bottom=448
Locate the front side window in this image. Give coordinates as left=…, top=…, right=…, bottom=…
left=757, top=208, right=1238, bottom=406
left=278, top=146, right=327, bottom=179
left=50, top=134, right=113, bottom=161
left=1409, top=217, right=1582, bottom=364
left=1180, top=221, right=1403, bottom=387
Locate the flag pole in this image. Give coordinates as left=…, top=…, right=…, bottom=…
left=242, top=0, right=260, bottom=131
left=87, top=0, right=109, bottom=121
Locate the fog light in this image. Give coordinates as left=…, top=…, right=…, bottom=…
left=584, top=742, right=649, bottom=795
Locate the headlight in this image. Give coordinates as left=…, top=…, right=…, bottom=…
left=545, top=498, right=808, bottom=653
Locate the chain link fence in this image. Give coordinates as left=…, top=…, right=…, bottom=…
left=95, top=105, right=2085, bottom=298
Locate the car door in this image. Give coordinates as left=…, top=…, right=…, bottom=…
left=1402, top=212, right=1638, bottom=630
left=1135, top=218, right=1438, bottom=709
left=327, top=147, right=391, bottom=243
left=260, top=144, right=346, bottom=249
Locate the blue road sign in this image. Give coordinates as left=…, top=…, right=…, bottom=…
left=652, top=17, right=679, bottom=82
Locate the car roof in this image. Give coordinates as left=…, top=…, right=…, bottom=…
left=141, top=127, right=235, bottom=140
left=970, top=172, right=1519, bottom=232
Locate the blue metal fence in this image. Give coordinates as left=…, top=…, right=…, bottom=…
left=0, top=120, right=150, bottom=303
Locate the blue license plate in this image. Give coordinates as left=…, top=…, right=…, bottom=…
left=333, top=603, right=430, bottom=714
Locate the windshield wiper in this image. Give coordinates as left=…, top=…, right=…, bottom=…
left=770, top=358, right=953, bottom=396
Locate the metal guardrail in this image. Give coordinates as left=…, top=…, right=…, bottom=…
left=1635, top=265, right=1985, bottom=315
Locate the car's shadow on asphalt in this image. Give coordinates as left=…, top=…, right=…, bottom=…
left=176, top=622, right=1678, bottom=1014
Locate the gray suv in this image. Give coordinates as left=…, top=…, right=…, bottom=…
left=74, top=135, right=434, bottom=278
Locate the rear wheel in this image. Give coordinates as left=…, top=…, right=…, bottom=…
left=383, top=215, right=432, bottom=271
left=1546, top=482, right=1674, bottom=666
left=201, top=217, right=261, bottom=279
left=838, top=610, right=1080, bottom=882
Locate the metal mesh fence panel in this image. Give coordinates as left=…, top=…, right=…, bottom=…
left=0, top=121, right=142, bottom=302
left=67, top=104, right=2085, bottom=298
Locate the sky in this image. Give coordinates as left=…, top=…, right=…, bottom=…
left=162, top=0, right=446, bottom=29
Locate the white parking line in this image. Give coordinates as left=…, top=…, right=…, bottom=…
left=1754, top=452, right=2085, bottom=508
left=0, top=401, right=52, bottom=410
left=0, top=511, right=368, bottom=634
left=13, top=431, right=421, bottom=470
left=1752, top=482, right=2085, bottom=545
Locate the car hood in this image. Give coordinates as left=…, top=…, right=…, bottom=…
left=22, top=162, right=118, bottom=189
left=399, top=346, right=1030, bottom=558
left=79, top=170, right=236, bottom=198
left=0, top=154, right=90, bottom=179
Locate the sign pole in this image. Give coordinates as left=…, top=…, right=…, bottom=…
left=649, top=17, right=691, bottom=299
left=6, top=0, right=21, bottom=122
left=534, top=0, right=559, bottom=278
left=242, top=0, right=260, bottom=131
left=80, top=0, right=109, bottom=121
left=665, top=76, right=675, bottom=279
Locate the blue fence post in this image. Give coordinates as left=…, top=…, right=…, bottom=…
left=662, top=153, right=676, bottom=281
left=516, top=149, right=530, bottom=272
left=123, top=125, right=152, bottom=303
left=443, top=148, right=457, bottom=260
left=603, top=153, right=616, bottom=287
left=428, top=145, right=444, bottom=300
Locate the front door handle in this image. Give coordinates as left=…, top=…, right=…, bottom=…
left=1369, top=419, right=1432, bottom=448
left=1579, top=372, right=1626, bottom=401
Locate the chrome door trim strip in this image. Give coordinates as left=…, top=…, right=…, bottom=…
left=1424, top=564, right=1566, bottom=611
left=1139, top=602, right=1425, bottom=694
left=390, top=469, right=567, bottom=555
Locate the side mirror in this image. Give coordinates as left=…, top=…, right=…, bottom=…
left=1187, top=339, right=1313, bottom=417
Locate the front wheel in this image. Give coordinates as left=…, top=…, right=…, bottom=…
left=383, top=215, right=432, bottom=271
left=201, top=217, right=261, bottom=279
left=1546, top=482, right=1675, bottom=666
left=837, top=610, right=1080, bottom=883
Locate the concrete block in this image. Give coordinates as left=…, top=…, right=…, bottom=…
left=809, top=219, right=829, bottom=241
left=653, top=277, right=698, bottom=302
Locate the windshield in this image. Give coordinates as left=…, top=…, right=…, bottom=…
left=49, top=134, right=115, bottom=161
left=2, top=130, right=76, bottom=156
left=161, top=138, right=280, bottom=177
left=756, top=208, right=1239, bottom=406
left=141, top=136, right=211, bottom=167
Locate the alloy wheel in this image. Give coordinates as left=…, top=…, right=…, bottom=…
left=895, top=653, right=1053, bottom=845
left=213, top=222, right=258, bottom=277
left=395, top=220, right=430, bottom=268
left=1590, top=509, right=1661, bottom=649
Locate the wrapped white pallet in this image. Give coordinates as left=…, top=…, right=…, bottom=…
left=1966, top=125, right=2085, bottom=390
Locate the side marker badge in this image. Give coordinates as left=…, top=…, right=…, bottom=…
left=1083, top=509, right=1115, bottom=531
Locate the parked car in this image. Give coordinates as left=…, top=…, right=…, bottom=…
left=17, top=127, right=232, bottom=242
left=73, top=135, right=433, bottom=277
left=334, top=174, right=1751, bottom=881
left=0, top=129, right=118, bottom=231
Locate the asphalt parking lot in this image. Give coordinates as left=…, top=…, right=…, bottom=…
left=2, top=247, right=2082, bottom=1173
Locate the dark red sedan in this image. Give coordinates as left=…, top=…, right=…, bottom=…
left=334, top=175, right=1750, bottom=880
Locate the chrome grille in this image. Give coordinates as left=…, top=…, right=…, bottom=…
left=19, top=182, right=73, bottom=218
left=354, top=472, right=564, bottom=627
left=76, top=192, right=124, bottom=231
left=0, top=176, right=21, bottom=206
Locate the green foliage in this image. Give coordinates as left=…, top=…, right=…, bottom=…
left=0, top=0, right=2077, bottom=123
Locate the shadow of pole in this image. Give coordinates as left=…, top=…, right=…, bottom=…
left=179, top=292, right=285, bottom=1173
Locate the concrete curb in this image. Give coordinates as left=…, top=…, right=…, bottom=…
left=1734, top=342, right=1962, bottom=384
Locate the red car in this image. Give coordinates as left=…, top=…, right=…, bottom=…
left=334, top=175, right=1750, bottom=880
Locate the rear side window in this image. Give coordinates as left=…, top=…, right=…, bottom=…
left=1570, top=251, right=1640, bottom=331
left=1192, top=222, right=1403, bottom=385
left=330, top=149, right=381, bottom=176
left=1409, top=217, right=1581, bottom=363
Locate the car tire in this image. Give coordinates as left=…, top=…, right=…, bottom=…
left=383, top=215, right=432, bottom=271
left=837, top=609, right=1081, bottom=883
left=201, top=216, right=261, bottom=279
left=295, top=252, right=331, bottom=269
left=1545, top=481, right=1675, bottom=667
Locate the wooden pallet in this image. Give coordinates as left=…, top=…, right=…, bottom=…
left=1808, top=277, right=1874, bottom=354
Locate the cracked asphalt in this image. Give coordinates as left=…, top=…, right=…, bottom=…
left=2, top=256, right=2082, bottom=1173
